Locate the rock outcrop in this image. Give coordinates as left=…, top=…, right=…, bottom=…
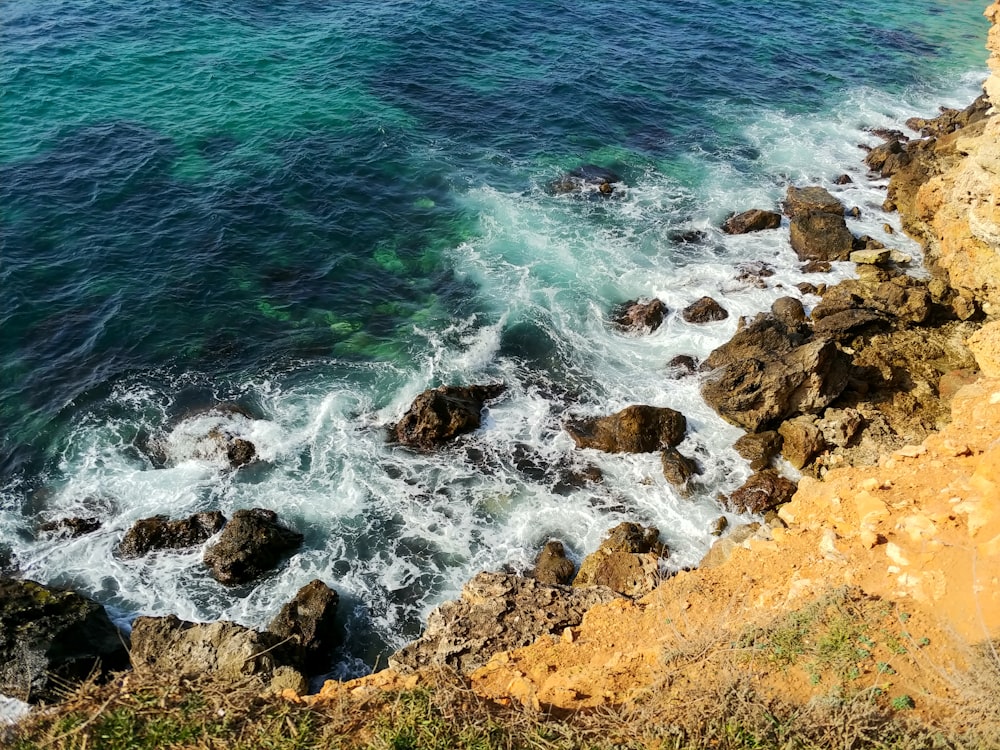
left=572, top=522, right=666, bottom=598
left=530, top=541, right=576, bottom=586
left=722, top=209, right=782, bottom=234
left=390, top=384, right=505, bottom=449
left=267, top=579, right=341, bottom=664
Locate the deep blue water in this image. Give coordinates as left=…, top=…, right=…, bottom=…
left=0, top=0, right=990, bottom=678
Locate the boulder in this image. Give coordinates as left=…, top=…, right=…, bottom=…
left=390, top=383, right=505, bottom=449
left=812, top=309, right=889, bottom=340
left=611, top=298, right=667, bottom=334
left=783, top=186, right=844, bottom=217
left=130, top=614, right=305, bottom=693
left=850, top=248, right=892, bottom=265
left=725, top=470, right=797, bottom=515
left=118, top=511, right=226, bottom=559
left=203, top=508, right=303, bottom=585
left=565, top=405, right=686, bottom=453
left=789, top=211, right=855, bottom=261
left=865, top=137, right=910, bottom=178
left=682, top=296, right=729, bottom=324
left=770, top=297, right=807, bottom=331
left=702, top=336, right=850, bottom=432
left=37, top=517, right=101, bottom=539
left=267, top=579, right=340, bottom=664
left=0, top=578, right=129, bottom=703
left=833, top=174, right=854, bottom=185
left=573, top=522, right=666, bottom=597
left=661, top=447, right=699, bottom=490
left=778, top=416, right=827, bottom=469
left=722, top=209, right=782, bottom=234
left=548, top=165, right=622, bottom=196
left=531, top=541, right=576, bottom=586
left=389, top=572, right=619, bottom=675
left=733, top=431, right=783, bottom=471
left=666, top=354, right=698, bottom=377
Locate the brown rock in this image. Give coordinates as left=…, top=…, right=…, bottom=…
left=661, top=447, right=699, bottom=490
left=817, top=408, right=864, bottom=448
left=725, top=470, right=797, bottom=515
left=801, top=260, right=832, bottom=273
left=699, top=522, right=764, bottom=568
left=778, top=416, right=826, bottom=469
left=573, top=523, right=666, bottom=598
left=531, top=541, right=576, bottom=586
left=833, top=174, right=853, bottom=185
left=611, top=298, right=667, bottom=334
left=118, top=511, right=226, bottom=559
left=783, top=186, right=844, bottom=217
left=565, top=405, right=686, bottom=453
left=722, top=209, right=782, bottom=234
left=789, top=211, right=855, bottom=262
left=37, top=517, right=102, bottom=539
left=770, top=297, right=806, bottom=330
left=202, top=508, right=303, bottom=585
left=390, top=383, right=505, bottom=449
left=666, top=354, right=698, bottom=377
left=733, top=431, right=783, bottom=471
left=682, top=296, right=729, bottom=324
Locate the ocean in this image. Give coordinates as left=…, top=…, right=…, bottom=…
left=0, top=0, right=990, bottom=683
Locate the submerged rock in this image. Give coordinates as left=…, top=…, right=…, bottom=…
left=203, top=508, right=303, bottom=585
left=37, top=516, right=102, bottom=539
left=390, top=383, right=506, bottom=449
left=565, top=405, right=687, bottom=453
left=548, top=164, right=623, bottom=196
left=0, top=578, right=129, bottom=703
left=118, top=511, right=226, bottom=559
left=611, top=298, right=667, bottom=334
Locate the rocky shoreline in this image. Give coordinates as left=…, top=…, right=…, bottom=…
left=4, top=5, right=1000, bottom=736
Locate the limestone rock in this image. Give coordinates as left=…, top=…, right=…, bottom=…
left=778, top=416, right=826, bottom=469
left=565, top=405, right=686, bottom=453
left=783, top=186, right=844, bottom=217
left=203, top=508, right=303, bottom=585
left=725, top=470, right=797, bottom=515
left=390, top=383, right=505, bottom=449
left=682, top=296, right=729, bottom=324
left=118, top=511, right=226, bottom=559
left=573, top=523, right=666, bottom=598
left=0, top=578, right=129, bottom=703
left=699, top=522, right=764, bottom=568
left=850, top=248, right=892, bottom=265
left=722, top=209, right=782, bottom=234
left=531, top=541, right=576, bottom=586
left=733, top=431, right=783, bottom=471
left=267, top=579, right=340, bottom=663
left=611, top=298, right=667, bottom=334
left=789, top=211, right=855, bottom=262
left=968, top=320, right=1000, bottom=377
left=661, top=447, right=699, bottom=490
left=389, top=572, right=619, bottom=675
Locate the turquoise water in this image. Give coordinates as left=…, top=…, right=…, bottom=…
left=0, top=0, right=990, bottom=679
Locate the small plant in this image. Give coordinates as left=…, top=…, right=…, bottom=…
left=891, top=694, right=916, bottom=711
left=876, top=662, right=896, bottom=675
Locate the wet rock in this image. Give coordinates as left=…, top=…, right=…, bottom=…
left=722, top=209, right=782, bottom=234
left=725, top=470, right=797, bottom=515
left=796, top=282, right=819, bottom=295
left=118, top=511, right=226, bottom=559
left=389, top=571, right=619, bottom=675
left=735, top=261, right=776, bottom=288
left=682, top=296, right=729, bottom=324
left=37, top=517, right=102, bottom=539
left=224, top=437, right=256, bottom=468
left=548, top=164, right=622, bottom=196
left=565, top=405, right=686, bottom=453
left=710, top=516, right=729, bottom=536
left=666, top=354, right=698, bottom=377
left=905, top=94, right=990, bottom=137
left=150, top=403, right=263, bottom=470
left=661, top=447, right=699, bottom=490
left=531, top=541, right=576, bottom=586
left=203, top=508, right=304, bottom=585
left=834, top=174, right=854, bottom=185
left=801, top=260, right=832, bottom=273
left=733, top=431, right=783, bottom=471
left=865, top=137, right=911, bottom=178
left=573, top=522, right=666, bottom=598
left=0, top=578, right=129, bottom=703
left=611, top=298, right=667, bottom=334
left=770, top=297, right=807, bottom=331
left=778, top=416, right=827, bottom=469
left=783, top=186, right=845, bottom=217
left=789, top=211, right=855, bottom=262
left=130, top=614, right=304, bottom=692
left=267, top=579, right=340, bottom=664
left=390, top=383, right=506, bottom=449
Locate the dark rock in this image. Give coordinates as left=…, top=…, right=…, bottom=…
left=722, top=209, right=782, bottom=234
left=130, top=614, right=304, bottom=693
left=812, top=308, right=889, bottom=340
left=573, top=522, right=666, bottom=597
left=37, top=517, right=102, bottom=539
left=548, top=164, right=622, bottom=196
left=531, top=541, right=576, bottom=585
left=611, top=298, right=667, bottom=334
left=789, top=211, right=855, bottom=261
left=669, top=229, right=709, bottom=244
left=666, top=355, right=698, bottom=376
left=735, top=261, right=776, bottom=288
left=390, top=383, right=506, bottom=449
left=847, top=206, right=862, bottom=219
left=203, top=508, right=303, bottom=585
left=682, top=296, right=729, bottom=324
left=778, top=416, right=826, bottom=469
left=710, top=516, right=729, bottom=536
left=389, top=572, right=619, bottom=675
left=783, top=186, right=844, bottom=217
left=801, top=260, right=832, bottom=273
left=770, top=297, right=807, bottom=331
left=565, top=405, right=686, bottom=453
left=552, top=464, right=604, bottom=494
left=833, top=174, right=854, bottom=185
left=267, top=579, right=340, bottom=664
left=725, top=470, right=797, bottom=515
left=0, top=578, right=129, bottom=703
left=865, top=138, right=911, bottom=178
left=796, top=282, right=819, bottom=295
left=118, top=511, right=226, bottom=559
left=661, top=447, right=699, bottom=490
left=226, top=438, right=256, bottom=468
left=733, top=431, right=783, bottom=471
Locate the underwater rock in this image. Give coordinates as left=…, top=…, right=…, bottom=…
left=611, top=298, right=667, bottom=333
left=548, top=164, right=623, bottom=196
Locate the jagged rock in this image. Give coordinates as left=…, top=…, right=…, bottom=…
left=812, top=309, right=889, bottom=340
left=722, top=209, right=782, bottom=234
left=37, top=517, right=101, bottom=539
left=789, top=211, right=855, bottom=261
left=797, top=282, right=819, bottom=295
left=783, top=186, right=844, bottom=217
left=573, top=523, right=666, bottom=598
left=118, top=511, right=226, bottom=559
left=834, top=174, right=854, bottom=185
left=703, top=314, right=803, bottom=369
left=148, top=402, right=263, bottom=470
left=735, top=261, right=776, bottom=288
left=268, top=579, right=340, bottom=664
left=851, top=248, right=892, bottom=265
left=389, top=572, right=619, bottom=675
left=531, top=541, right=576, bottom=585
left=710, top=516, right=729, bottom=536
left=818, top=408, right=864, bottom=448
left=565, top=405, right=686, bottom=453
left=778, top=416, right=827, bottom=469
left=666, top=355, right=698, bottom=376
left=702, top=334, right=850, bottom=432
left=611, top=298, right=667, bottom=334
left=130, top=614, right=304, bottom=692
left=905, top=94, right=991, bottom=137
left=865, top=137, right=911, bottom=178
left=390, top=384, right=505, bottom=449
left=801, top=260, right=832, bottom=273
left=682, top=296, right=729, bottom=324
left=661, top=447, right=699, bottom=490
left=770, top=297, right=807, bottom=331
left=733, top=431, right=783, bottom=471
left=725, top=470, right=797, bottom=515
left=203, top=508, right=303, bottom=585
left=0, top=578, right=129, bottom=703
left=548, top=165, right=622, bottom=196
